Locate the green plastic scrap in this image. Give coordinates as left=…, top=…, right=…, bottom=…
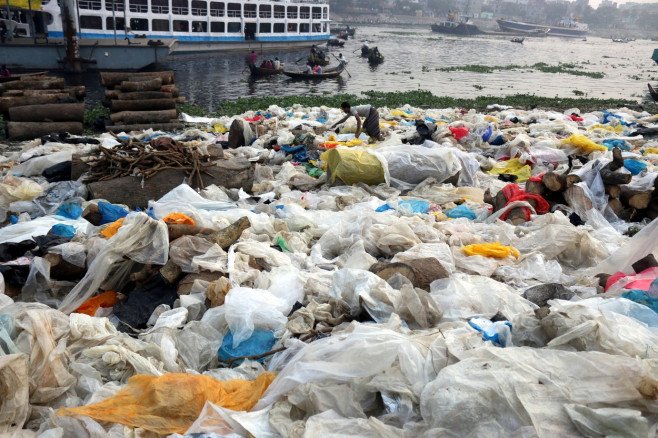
left=276, top=236, right=291, bottom=252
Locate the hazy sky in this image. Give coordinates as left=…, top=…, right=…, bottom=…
left=590, top=0, right=658, bottom=7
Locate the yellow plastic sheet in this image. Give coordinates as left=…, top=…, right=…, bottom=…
left=320, top=148, right=385, bottom=186
left=643, top=148, right=658, bottom=155
left=213, top=123, right=227, bottom=133
left=58, top=372, right=276, bottom=435
left=562, top=134, right=607, bottom=153
left=587, top=124, right=624, bottom=134
left=462, top=242, right=520, bottom=259
left=101, top=218, right=125, bottom=239
left=163, top=212, right=196, bottom=226
left=487, top=158, right=531, bottom=182
left=390, top=110, right=415, bottom=118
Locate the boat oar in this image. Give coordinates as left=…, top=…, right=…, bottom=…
left=295, top=56, right=307, bottom=63
left=331, top=53, right=351, bottom=78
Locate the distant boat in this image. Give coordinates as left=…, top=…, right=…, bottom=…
left=368, top=50, right=384, bottom=64
left=283, top=64, right=345, bottom=79
left=431, top=14, right=483, bottom=36
left=648, top=83, right=658, bottom=102
left=327, top=38, right=345, bottom=47
left=497, top=18, right=588, bottom=38
left=613, top=37, right=635, bottom=43
left=330, top=27, right=355, bottom=37
left=511, top=37, right=524, bottom=44
left=652, top=49, right=658, bottom=65
left=248, top=63, right=283, bottom=76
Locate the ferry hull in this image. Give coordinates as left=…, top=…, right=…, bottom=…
left=497, top=19, right=588, bottom=38
left=431, top=23, right=483, bottom=36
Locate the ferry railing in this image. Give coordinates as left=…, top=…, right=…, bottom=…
left=259, top=12, right=271, bottom=18
left=299, top=12, right=310, bottom=18
left=287, top=13, right=297, bottom=18
left=172, top=6, right=189, bottom=14
left=191, top=7, right=207, bottom=15
left=129, top=4, right=148, bottom=13
left=79, top=0, right=101, bottom=9
left=244, top=11, right=256, bottom=17
left=210, top=9, right=224, bottom=16
left=152, top=5, right=169, bottom=13
left=227, top=10, right=240, bottom=17
left=273, top=12, right=285, bottom=18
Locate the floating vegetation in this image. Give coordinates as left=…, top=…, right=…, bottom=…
left=573, top=90, right=585, bottom=96
left=473, top=85, right=484, bottom=90
left=382, top=31, right=420, bottom=35
left=436, top=63, right=605, bottom=78
left=210, top=90, right=637, bottom=116
left=422, top=66, right=429, bottom=72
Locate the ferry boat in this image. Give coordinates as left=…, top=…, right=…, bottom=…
left=13, top=0, right=331, bottom=53
left=497, top=18, right=588, bottom=38
left=431, top=13, right=483, bottom=36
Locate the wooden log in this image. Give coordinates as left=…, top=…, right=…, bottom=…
left=620, top=187, right=651, bottom=209
left=160, top=86, right=179, bottom=98
left=608, top=198, right=623, bottom=215
left=632, top=254, right=658, bottom=274
left=369, top=257, right=450, bottom=291
left=43, top=253, right=86, bottom=280
left=0, top=95, right=70, bottom=114
left=100, top=71, right=175, bottom=87
left=120, top=78, right=162, bottom=92
left=23, top=86, right=86, bottom=99
left=7, top=121, right=83, bottom=140
left=525, top=180, right=546, bottom=196
left=166, top=223, right=215, bottom=241
left=605, top=185, right=621, bottom=199
left=176, top=96, right=186, bottom=104
left=564, top=184, right=593, bottom=211
left=600, top=168, right=632, bottom=186
left=159, top=259, right=183, bottom=284
left=542, top=172, right=581, bottom=192
left=645, top=198, right=658, bottom=221
left=106, top=122, right=184, bottom=133
left=110, top=98, right=176, bottom=112
left=81, top=203, right=102, bottom=226
left=205, top=217, right=251, bottom=250
left=602, top=146, right=624, bottom=172
left=0, top=78, right=66, bottom=92
left=86, top=159, right=254, bottom=209
left=106, top=90, right=173, bottom=100
left=110, top=109, right=177, bottom=124
left=9, top=103, right=84, bottom=123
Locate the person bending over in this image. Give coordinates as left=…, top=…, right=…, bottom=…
left=330, top=102, right=383, bottom=141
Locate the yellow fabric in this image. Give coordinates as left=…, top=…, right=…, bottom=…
left=587, top=124, right=624, bottom=134
left=58, top=372, right=276, bottom=435
left=213, top=123, right=227, bottom=133
left=320, top=148, right=385, bottom=186
left=462, top=242, right=520, bottom=259
left=163, top=212, right=196, bottom=226
left=643, top=148, right=658, bottom=155
left=487, top=158, right=531, bottom=182
left=8, top=0, right=41, bottom=10
left=380, top=121, right=398, bottom=126
left=101, top=218, right=125, bottom=238
left=390, top=110, right=415, bottom=118
left=562, top=134, right=607, bottom=153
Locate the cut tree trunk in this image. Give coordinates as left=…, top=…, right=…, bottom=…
left=109, top=109, right=177, bottom=124
left=100, top=71, right=175, bottom=88
left=0, top=95, right=71, bottom=114
left=608, top=198, right=623, bottom=215
left=632, top=253, right=658, bottom=274
left=204, top=217, right=251, bottom=250
left=43, top=253, right=87, bottom=280
left=106, top=90, right=174, bottom=100
left=110, top=98, right=176, bottom=112
left=7, top=121, right=83, bottom=140
left=602, top=147, right=624, bottom=172
left=120, top=78, right=163, bottom=92
left=620, top=187, right=651, bottom=209
left=166, top=223, right=215, bottom=241
left=0, top=78, right=66, bottom=92
left=542, top=171, right=581, bottom=192
left=525, top=180, right=546, bottom=196
left=600, top=169, right=632, bottom=186
left=605, top=185, right=621, bottom=199
left=9, top=103, right=84, bottom=122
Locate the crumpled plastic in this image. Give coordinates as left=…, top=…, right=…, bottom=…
left=487, top=158, right=532, bottom=182
left=462, top=242, right=520, bottom=259
left=561, top=134, right=607, bottom=153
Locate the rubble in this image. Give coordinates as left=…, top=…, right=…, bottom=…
left=0, top=101, right=658, bottom=437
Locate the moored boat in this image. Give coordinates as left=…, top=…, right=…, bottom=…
left=308, top=55, right=330, bottom=66
left=330, top=26, right=354, bottom=37
left=327, top=38, right=344, bottom=47
left=511, top=37, right=524, bottom=43
left=248, top=62, right=283, bottom=76
left=283, top=64, right=344, bottom=79
left=431, top=14, right=483, bottom=36
left=497, top=18, right=588, bottom=38
left=648, top=83, right=658, bottom=102
left=651, top=49, right=658, bottom=65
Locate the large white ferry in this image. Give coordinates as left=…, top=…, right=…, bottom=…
left=8, top=0, right=331, bottom=53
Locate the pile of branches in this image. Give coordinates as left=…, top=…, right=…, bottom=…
left=84, top=133, right=214, bottom=188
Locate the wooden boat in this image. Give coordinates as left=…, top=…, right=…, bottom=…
left=361, top=46, right=373, bottom=57
left=653, top=49, right=658, bottom=65
left=511, top=37, right=524, bottom=44
left=0, top=70, right=49, bottom=83
left=327, top=38, right=345, bottom=47
left=649, top=83, right=658, bottom=103
left=248, top=63, right=283, bottom=76
left=330, top=27, right=355, bottom=37
left=308, top=55, right=330, bottom=66
left=368, top=52, right=384, bottom=64
left=283, top=64, right=345, bottom=79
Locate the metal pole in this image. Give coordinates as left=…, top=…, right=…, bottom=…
left=75, top=0, right=81, bottom=39
left=60, top=0, right=81, bottom=71
left=5, top=0, right=10, bottom=40
left=122, top=0, right=127, bottom=40
left=27, top=0, right=34, bottom=37
left=112, top=1, right=117, bottom=45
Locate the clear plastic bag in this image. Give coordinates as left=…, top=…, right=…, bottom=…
left=0, top=353, right=30, bottom=433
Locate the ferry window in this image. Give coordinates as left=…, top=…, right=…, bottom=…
left=106, top=17, right=125, bottom=30
left=323, top=23, right=327, bottom=32
left=227, top=21, right=240, bottom=32
left=286, top=6, right=297, bottom=19
left=300, top=23, right=309, bottom=33
left=259, top=4, right=271, bottom=18
left=173, top=20, right=189, bottom=31
left=129, top=0, right=147, bottom=13
left=323, top=7, right=327, bottom=18
left=226, top=3, right=240, bottom=18
left=130, top=17, right=148, bottom=31
left=192, top=21, right=206, bottom=32
left=191, top=0, right=207, bottom=16
left=259, top=23, right=270, bottom=33
left=105, top=0, right=124, bottom=12
left=312, top=23, right=321, bottom=32
left=273, top=23, right=284, bottom=33
left=311, top=7, right=320, bottom=19
left=209, top=1, right=224, bottom=16
left=244, top=3, right=256, bottom=18
left=152, top=19, right=169, bottom=31
left=172, top=0, right=189, bottom=15
left=287, top=23, right=297, bottom=32
left=210, top=21, right=224, bottom=32
left=79, top=0, right=101, bottom=10
left=300, top=6, right=309, bottom=19
left=273, top=5, right=284, bottom=18
left=151, top=0, right=169, bottom=14
left=80, top=15, right=102, bottom=29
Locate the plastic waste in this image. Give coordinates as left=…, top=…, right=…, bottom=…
left=218, top=329, right=277, bottom=364
left=468, top=317, right=513, bottom=347
left=462, top=242, right=520, bottom=259
left=445, top=204, right=476, bottom=220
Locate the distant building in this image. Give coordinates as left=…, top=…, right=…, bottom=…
left=598, top=0, right=617, bottom=8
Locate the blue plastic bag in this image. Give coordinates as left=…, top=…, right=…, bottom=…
left=56, top=202, right=83, bottom=220
left=469, top=317, right=513, bottom=347
left=446, top=204, right=476, bottom=220
left=280, top=144, right=309, bottom=162
left=97, top=202, right=130, bottom=225
left=51, top=224, right=76, bottom=239
left=481, top=125, right=493, bottom=142
left=218, top=329, right=277, bottom=365
left=376, top=199, right=430, bottom=214
left=621, top=289, right=658, bottom=314
left=623, top=159, right=647, bottom=176
left=601, top=138, right=630, bottom=151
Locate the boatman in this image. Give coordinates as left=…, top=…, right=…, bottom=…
left=330, top=102, right=383, bottom=142
left=248, top=50, right=258, bottom=65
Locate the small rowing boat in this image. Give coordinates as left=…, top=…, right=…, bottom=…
left=649, top=83, right=658, bottom=103
left=308, top=55, right=330, bottom=66
left=511, top=37, right=524, bottom=44
left=368, top=52, right=384, bottom=64
left=283, top=64, right=345, bottom=79
left=248, top=63, right=283, bottom=76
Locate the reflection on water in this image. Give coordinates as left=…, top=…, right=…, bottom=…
left=82, top=25, right=658, bottom=111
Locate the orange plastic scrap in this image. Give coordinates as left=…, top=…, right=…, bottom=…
left=58, top=372, right=276, bottom=435
left=163, top=212, right=196, bottom=226
left=462, top=242, right=520, bottom=259
left=100, top=217, right=125, bottom=238
left=75, top=291, right=118, bottom=316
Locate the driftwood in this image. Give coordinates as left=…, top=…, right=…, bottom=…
left=7, top=121, right=83, bottom=140
left=110, top=98, right=176, bottom=112
left=100, top=71, right=175, bottom=87
left=120, top=78, right=163, bottom=92
left=9, top=103, right=84, bottom=123
left=110, top=109, right=177, bottom=124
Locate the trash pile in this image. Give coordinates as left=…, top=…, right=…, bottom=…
left=1, top=102, right=658, bottom=437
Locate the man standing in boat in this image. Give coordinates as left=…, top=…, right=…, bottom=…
left=330, top=102, right=384, bottom=142
left=248, top=51, right=258, bottom=66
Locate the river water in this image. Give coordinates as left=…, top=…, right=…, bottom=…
left=79, top=24, right=658, bottom=111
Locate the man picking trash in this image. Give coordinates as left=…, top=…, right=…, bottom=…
left=330, top=102, right=384, bottom=142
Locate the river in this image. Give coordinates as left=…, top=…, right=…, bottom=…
left=74, top=24, right=658, bottom=111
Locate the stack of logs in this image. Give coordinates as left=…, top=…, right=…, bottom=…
left=0, top=73, right=86, bottom=140
left=521, top=147, right=658, bottom=222
left=100, top=71, right=184, bottom=133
